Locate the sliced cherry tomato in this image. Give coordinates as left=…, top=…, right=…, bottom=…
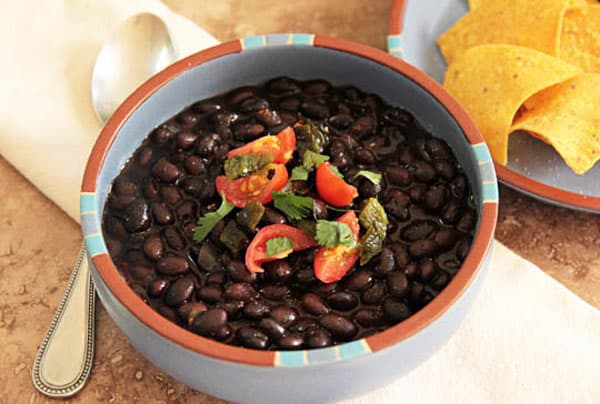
left=245, top=224, right=318, bottom=273
left=216, top=164, right=288, bottom=208
left=314, top=211, right=360, bottom=283
left=315, top=162, right=359, bottom=207
left=227, top=126, right=296, bottom=164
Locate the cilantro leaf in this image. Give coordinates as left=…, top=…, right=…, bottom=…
left=193, top=194, right=235, bottom=243
left=290, top=166, right=309, bottom=181
left=329, top=164, right=344, bottom=178
left=315, top=220, right=355, bottom=248
left=302, top=150, right=329, bottom=170
left=353, top=170, right=382, bottom=185
left=272, top=191, right=314, bottom=220
left=266, top=237, right=293, bottom=257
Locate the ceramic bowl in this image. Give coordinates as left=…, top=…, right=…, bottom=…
left=81, top=34, right=498, bottom=403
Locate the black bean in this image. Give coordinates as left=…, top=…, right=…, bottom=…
left=179, top=110, right=200, bottom=128
left=374, top=247, right=395, bottom=275
left=244, top=300, right=271, bottom=319
left=385, top=189, right=410, bottom=220
left=151, top=202, right=174, bottom=225
left=260, top=261, right=291, bottom=284
left=183, top=155, right=205, bottom=176
left=456, top=237, right=472, bottom=260
left=123, top=200, right=151, bottom=232
left=240, top=96, right=269, bottom=112
left=383, top=108, right=413, bottom=127
left=156, top=305, right=178, bottom=323
left=165, top=276, right=195, bottom=307
left=129, top=264, right=154, bottom=283
left=159, top=185, right=182, bottom=205
left=388, top=245, right=408, bottom=269
left=270, top=306, right=298, bottom=327
left=152, top=159, right=181, bottom=183
left=408, top=239, right=438, bottom=258
left=268, top=77, right=300, bottom=94
left=148, top=278, right=169, bottom=298
left=217, top=300, right=245, bottom=317
left=112, top=177, right=138, bottom=196
left=176, top=200, right=197, bottom=222
left=359, top=180, right=380, bottom=198
left=433, top=159, right=456, bottom=180
left=301, top=101, right=330, bottom=119
left=178, top=302, right=208, bottom=326
left=409, top=183, right=428, bottom=203
left=442, top=199, right=462, bottom=224
left=343, top=270, right=373, bottom=291
left=292, top=318, right=319, bottom=334
left=228, top=87, right=255, bottom=104
left=329, top=141, right=351, bottom=169
left=387, top=272, right=409, bottom=298
left=215, top=325, right=232, bottom=341
left=431, top=270, right=451, bottom=290
left=386, top=166, right=412, bottom=186
left=162, top=226, right=185, bottom=250
left=312, top=199, right=328, bottom=220
left=419, top=259, right=438, bottom=283
left=194, top=101, right=222, bottom=113
left=450, top=175, right=467, bottom=199
left=105, top=216, right=127, bottom=238
left=192, top=308, right=228, bottom=337
left=355, top=148, right=376, bottom=165
left=361, top=281, right=387, bottom=305
left=226, top=259, right=256, bottom=283
left=197, top=242, right=220, bottom=271
left=152, top=126, right=175, bottom=144
left=294, top=268, right=316, bottom=285
left=426, top=138, right=452, bottom=160
left=279, top=111, right=299, bottom=125
left=278, top=97, right=301, bottom=111
left=143, top=234, right=165, bottom=261
left=156, top=256, right=189, bottom=275
left=408, top=282, right=425, bottom=306
left=143, top=179, right=159, bottom=200
left=401, top=220, right=438, bottom=242
left=301, top=293, right=329, bottom=315
left=136, top=147, right=154, bottom=166
left=259, top=318, right=286, bottom=339
left=320, top=314, right=357, bottom=340
left=278, top=334, right=304, bottom=350
left=237, top=327, right=269, bottom=350
left=312, top=282, right=338, bottom=297
left=329, top=113, right=353, bottom=129
left=413, top=161, right=437, bottom=183
left=176, top=131, right=198, bottom=150
left=327, top=292, right=358, bottom=311
left=197, top=285, right=223, bottom=303
left=109, top=194, right=136, bottom=210
left=383, top=298, right=411, bottom=323
left=404, top=262, right=419, bottom=280
left=423, top=185, right=449, bottom=212
left=398, top=145, right=416, bottom=165
left=196, top=133, right=222, bottom=157
left=225, top=283, right=258, bottom=302
left=256, top=108, right=282, bottom=127
left=355, top=309, right=385, bottom=327
left=434, top=228, right=460, bottom=251
left=351, top=116, right=375, bottom=138
left=206, top=271, right=227, bottom=285
left=233, top=122, right=265, bottom=140
left=262, top=207, right=287, bottom=225
left=261, top=284, right=290, bottom=301
left=306, top=329, right=332, bottom=348
left=303, top=80, right=331, bottom=95
left=457, top=210, right=476, bottom=232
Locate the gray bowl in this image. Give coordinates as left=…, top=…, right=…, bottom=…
left=81, top=34, right=498, bottom=403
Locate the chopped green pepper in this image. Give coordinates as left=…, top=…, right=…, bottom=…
left=236, top=201, right=265, bottom=229
left=219, top=220, right=248, bottom=256
left=358, top=198, right=389, bottom=265
left=295, top=122, right=329, bottom=155
left=360, top=226, right=383, bottom=266
left=224, top=153, right=274, bottom=179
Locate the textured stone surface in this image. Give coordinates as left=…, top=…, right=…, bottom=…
left=1, top=0, right=598, bottom=402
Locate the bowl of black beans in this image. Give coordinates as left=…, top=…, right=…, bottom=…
left=81, top=34, right=498, bottom=403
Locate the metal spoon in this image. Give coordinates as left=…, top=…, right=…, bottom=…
left=32, top=13, right=175, bottom=397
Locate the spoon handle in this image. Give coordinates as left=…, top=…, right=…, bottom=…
left=32, top=243, right=96, bottom=397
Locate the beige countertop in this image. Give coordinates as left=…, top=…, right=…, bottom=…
left=1, top=1, right=598, bottom=402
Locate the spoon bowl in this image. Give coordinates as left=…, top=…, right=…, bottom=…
left=91, top=13, right=175, bottom=123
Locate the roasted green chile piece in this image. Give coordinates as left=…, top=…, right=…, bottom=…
left=359, top=198, right=388, bottom=238
left=224, top=153, right=274, bottom=179
left=236, top=201, right=265, bottom=229
left=295, top=121, right=329, bottom=155
left=360, top=226, right=383, bottom=266
left=219, top=220, right=249, bottom=256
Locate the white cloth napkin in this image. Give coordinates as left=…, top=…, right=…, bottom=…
left=1, top=1, right=599, bottom=403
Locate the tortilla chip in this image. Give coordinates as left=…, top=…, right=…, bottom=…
left=444, top=44, right=581, bottom=164
left=559, top=6, right=600, bottom=73
left=438, top=0, right=568, bottom=64
left=512, top=74, right=600, bottom=174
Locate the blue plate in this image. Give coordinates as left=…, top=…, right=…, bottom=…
left=387, top=0, right=600, bottom=213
